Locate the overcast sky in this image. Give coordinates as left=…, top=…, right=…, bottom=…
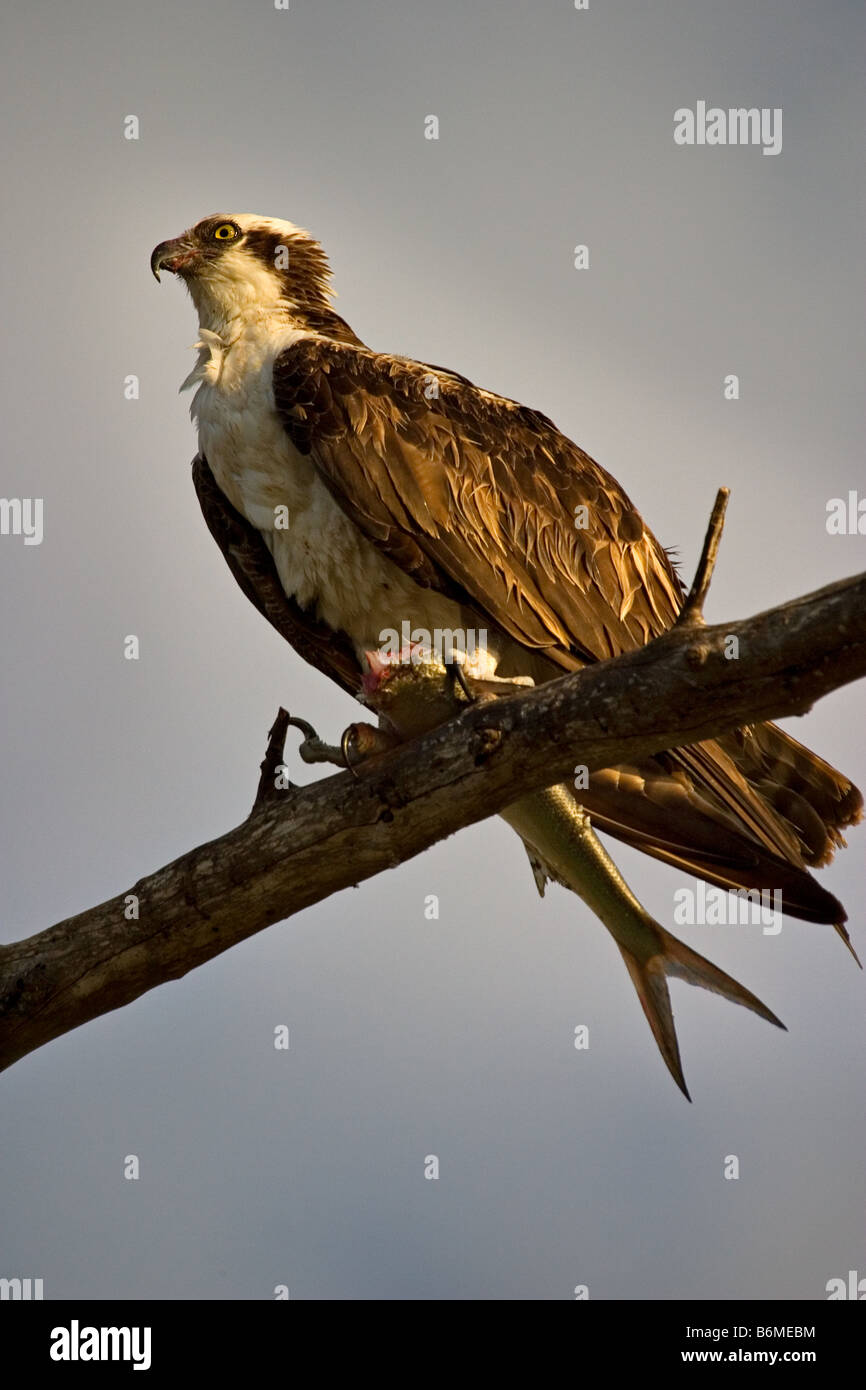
left=1, top=0, right=863, bottom=1300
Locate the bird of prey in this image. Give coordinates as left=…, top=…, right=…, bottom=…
left=151, top=213, right=861, bottom=1097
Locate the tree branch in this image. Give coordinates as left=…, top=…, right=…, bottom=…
left=676, top=486, right=730, bottom=627
left=252, top=707, right=292, bottom=808
left=2, top=568, right=865, bottom=1073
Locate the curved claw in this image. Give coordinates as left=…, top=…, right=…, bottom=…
left=341, top=725, right=360, bottom=779
left=445, top=659, right=476, bottom=703
left=286, top=716, right=349, bottom=769
left=285, top=716, right=319, bottom=745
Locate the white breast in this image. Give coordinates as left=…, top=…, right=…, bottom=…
left=187, top=322, right=491, bottom=670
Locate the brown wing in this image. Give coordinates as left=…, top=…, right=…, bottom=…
left=272, top=339, right=684, bottom=664
left=191, top=453, right=362, bottom=697
left=269, top=340, right=861, bottom=928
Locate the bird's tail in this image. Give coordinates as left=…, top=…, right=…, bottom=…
left=502, top=785, right=785, bottom=1098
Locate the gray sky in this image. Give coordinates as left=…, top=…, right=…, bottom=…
left=1, top=0, right=863, bottom=1299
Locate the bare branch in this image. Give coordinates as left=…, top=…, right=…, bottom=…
left=252, top=707, right=292, bottom=809
left=1, top=568, right=865, bottom=1073
left=676, top=487, right=730, bottom=627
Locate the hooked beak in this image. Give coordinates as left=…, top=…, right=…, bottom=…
left=150, top=236, right=199, bottom=282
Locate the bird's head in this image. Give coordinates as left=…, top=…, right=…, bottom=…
left=150, top=213, right=335, bottom=332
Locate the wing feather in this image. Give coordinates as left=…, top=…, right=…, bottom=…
left=273, top=339, right=684, bottom=664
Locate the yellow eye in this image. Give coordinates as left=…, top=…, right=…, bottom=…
left=213, top=223, right=237, bottom=241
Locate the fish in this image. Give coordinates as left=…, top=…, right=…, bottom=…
left=358, top=642, right=785, bottom=1099
left=502, top=785, right=784, bottom=1099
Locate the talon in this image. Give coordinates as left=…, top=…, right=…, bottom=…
left=341, top=725, right=360, bottom=778
left=285, top=715, right=318, bottom=744
left=445, top=659, right=475, bottom=703
left=344, top=721, right=402, bottom=763
left=286, top=716, right=349, bottom=769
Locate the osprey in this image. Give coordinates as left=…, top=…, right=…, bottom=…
left=152, top=213, right=861, bottom=1096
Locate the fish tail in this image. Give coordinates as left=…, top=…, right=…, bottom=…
left=503, top=786, right=785, bottom=1097
left=616, top=919, right=786, bottom=1101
